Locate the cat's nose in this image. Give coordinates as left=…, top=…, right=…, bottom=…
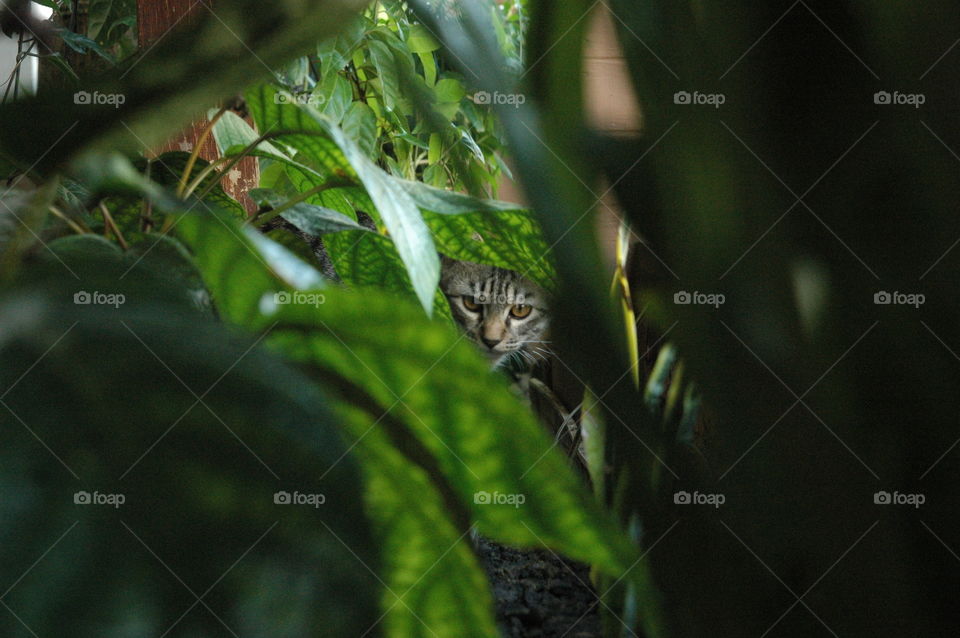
left=481, top=336, right=501, bottom=350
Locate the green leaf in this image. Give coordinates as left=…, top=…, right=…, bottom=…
left=0, top=180, right=59, bottom=282
left=317, top=17, right=366, bottom=86
left=55, top=28, right=116, bottom=63
left=177, top=211, right=643, bottom=635
left=407, top=24, right=441, bottom=53
left=418, top=51, right=438, bottom=86
left=263, top=289, right=640, bottom=576
left=246, top=84, right=440, bottom=314
left=434, top=77, right=466, bottom=103
left=175, top=208, right=324, bottom=325
left=246, top=85, right=353, bottom=179
left=428, top=131, right=442, bottom=164
left=86, top=0, right=113, bottom=42
left=341, top=102, right=378, bottom=157
left=210, top=110, right=288, bottom=163
left=368, top=39, right=402, bottom=112
left=70, top=152, right=176, bottom=209
left=0, top=285, right=378, bottom=637
left=327, top=401, right=497, bottom=638
left=283, top=206, right=370, bottom=234
left=280, top=55, right=311, bottom=89
left=253, top=189, right=369, bottom=235
left=396, top=179, right=556, bottom=288
left=319, top=73, right=355, bottom=123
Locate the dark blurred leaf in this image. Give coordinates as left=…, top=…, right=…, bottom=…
left=55, top=27, right=116, bottom=63
left=0, top=284, right=377, bottom=637
left=0, top=180, right=59, bottom=282
left=0, top=0, right=368, bottom=175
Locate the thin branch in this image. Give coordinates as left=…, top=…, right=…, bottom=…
left=98, top=201, right=128, bottom=250
left=48, top=205, right=87, bottom=235
left=177, top=105, right=228, bottom=197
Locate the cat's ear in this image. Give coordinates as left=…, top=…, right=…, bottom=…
left=438, top=253, right=457, bottom=287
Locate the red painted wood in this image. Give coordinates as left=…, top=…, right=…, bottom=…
left=137, top=0, right=259, bottom=213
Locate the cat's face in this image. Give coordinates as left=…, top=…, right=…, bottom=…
left=440, top=257, right=549, bottom=367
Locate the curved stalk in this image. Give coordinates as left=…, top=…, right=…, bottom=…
left=176, top=105, right=228, bottom=197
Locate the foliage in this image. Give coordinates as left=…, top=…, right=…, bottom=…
left=0, top=1, right=646, bottom=637
left=8, top=0, right=959, bottom=636
left=277, top=0, right=524, bottom=198
left=412, top=0, right=960, bottom=636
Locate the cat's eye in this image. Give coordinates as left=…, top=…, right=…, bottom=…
left=461, top=296, right=481, bottom=311
left=510, top=304, right=533, bottom=319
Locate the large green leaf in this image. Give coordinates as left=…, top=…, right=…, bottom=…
left=179, top=211, right=648, bottom=634
left=396, top=179, right=556, bottom=288
left=210, top=110, right=294, bottom=166
left=263, top=292, right=639, bottom=574
left=176, top=210, right=324, bottom=326
left=332, top=401, right=497, bottom=638
left=409, top=3, right=666, bottom=635
left=0, top=282, right=377, bottom=637
left=246, top=84, right=440, bottom=313
left=322, top=228, right=453, bottom=319
left=181, top=212, right=640, bottom=569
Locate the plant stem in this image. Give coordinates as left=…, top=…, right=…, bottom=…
left=248, top=178, right=354, bottom=225
left=176, top=105, right=228, bottom=197
left=48, top=205, right=87, bottom=235
left=99, top=202, right=128, bottom=250
left=181, top=155, right=233, bottom=199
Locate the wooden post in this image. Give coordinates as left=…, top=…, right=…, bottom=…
left=138, top=0, right=259, bottom=213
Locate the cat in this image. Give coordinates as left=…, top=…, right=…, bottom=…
left=439, top=255, right=550, bottom=369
